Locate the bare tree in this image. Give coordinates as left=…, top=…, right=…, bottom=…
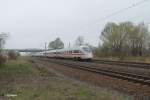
left=100, top=22, right=150, bottom=57
left=0, top=32, right=8, bottom=65
left=127, top=23, right=150, bottom=56
left=0, top=33, right=8, bottom=52
left=101, top=22, right=127, bottom=56
left=75, top=36, right=84, bottom=46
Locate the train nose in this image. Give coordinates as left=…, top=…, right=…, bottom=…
left=87, top=53, right=93, bottom=58
left=90, top=53, right=93, bottom=58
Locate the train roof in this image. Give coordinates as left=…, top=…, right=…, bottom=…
left=45, top=46, right=89, bottom=53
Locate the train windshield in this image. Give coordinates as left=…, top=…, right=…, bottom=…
left=83, top=47, right=92, bottom=53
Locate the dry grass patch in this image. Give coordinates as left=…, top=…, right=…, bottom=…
left=0, top=58, right=132, bottom=100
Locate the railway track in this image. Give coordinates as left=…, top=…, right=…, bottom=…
left=37, top=57, right=150, bottom=86
left=92, top=59, right=150, bottom=69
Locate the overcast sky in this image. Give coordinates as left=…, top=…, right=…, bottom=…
left=0, top=0, right=149, bottom=49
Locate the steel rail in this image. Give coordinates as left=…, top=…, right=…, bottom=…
left=38, top=58, right=150, bottom=86
left=93, top=59, right=150, bottom=69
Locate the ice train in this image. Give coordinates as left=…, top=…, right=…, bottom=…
left=32, top=46, right=93, bottom=60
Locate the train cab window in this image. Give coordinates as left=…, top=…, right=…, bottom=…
left=83, top=47, right=91, bottom=53
left=57, top=52, right=61, bottom=54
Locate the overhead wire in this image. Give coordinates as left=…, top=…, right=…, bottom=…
left=78, top=0, right=149, bottom=38
left=80, top=0, right=150, bottom=31
left=99, top=0, right=149, bottom=21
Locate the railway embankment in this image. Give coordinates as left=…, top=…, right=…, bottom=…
left=33, top=57, right=150, bottom=100
left=0, top=57, right=132, bottom=100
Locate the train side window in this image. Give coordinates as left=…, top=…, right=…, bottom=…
left=69, top=51, right=72, bottom=53
left=74, top=50, right=79, bottom=53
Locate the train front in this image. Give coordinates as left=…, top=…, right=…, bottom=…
left=81, top=46, right=93, bottom=60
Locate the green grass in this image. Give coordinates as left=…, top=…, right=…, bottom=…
left=12, top=82, right=131, bottom=100
left=0, top=58, right=132, bottom=100
left=0, top=60, right=38, bottom=81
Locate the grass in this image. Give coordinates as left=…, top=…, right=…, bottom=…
left=12, top=82, right=131, bottom=100
left=0, top=60, right=36, bottom=79
left=0, top=58, right=132, bottom=100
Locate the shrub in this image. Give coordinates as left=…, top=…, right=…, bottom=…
left=0, top=54, right=7, bottom=65
left=8, top=50, right=19, bottom=60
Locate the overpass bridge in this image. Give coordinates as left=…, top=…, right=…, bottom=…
left=4, top=49, right=45, bottom=56
left=17, top=49, right=44, bottom=52
left=5, top=49, right=44, bottom=52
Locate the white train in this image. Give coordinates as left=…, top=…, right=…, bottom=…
left=32, top=46, right=93, bottom=60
